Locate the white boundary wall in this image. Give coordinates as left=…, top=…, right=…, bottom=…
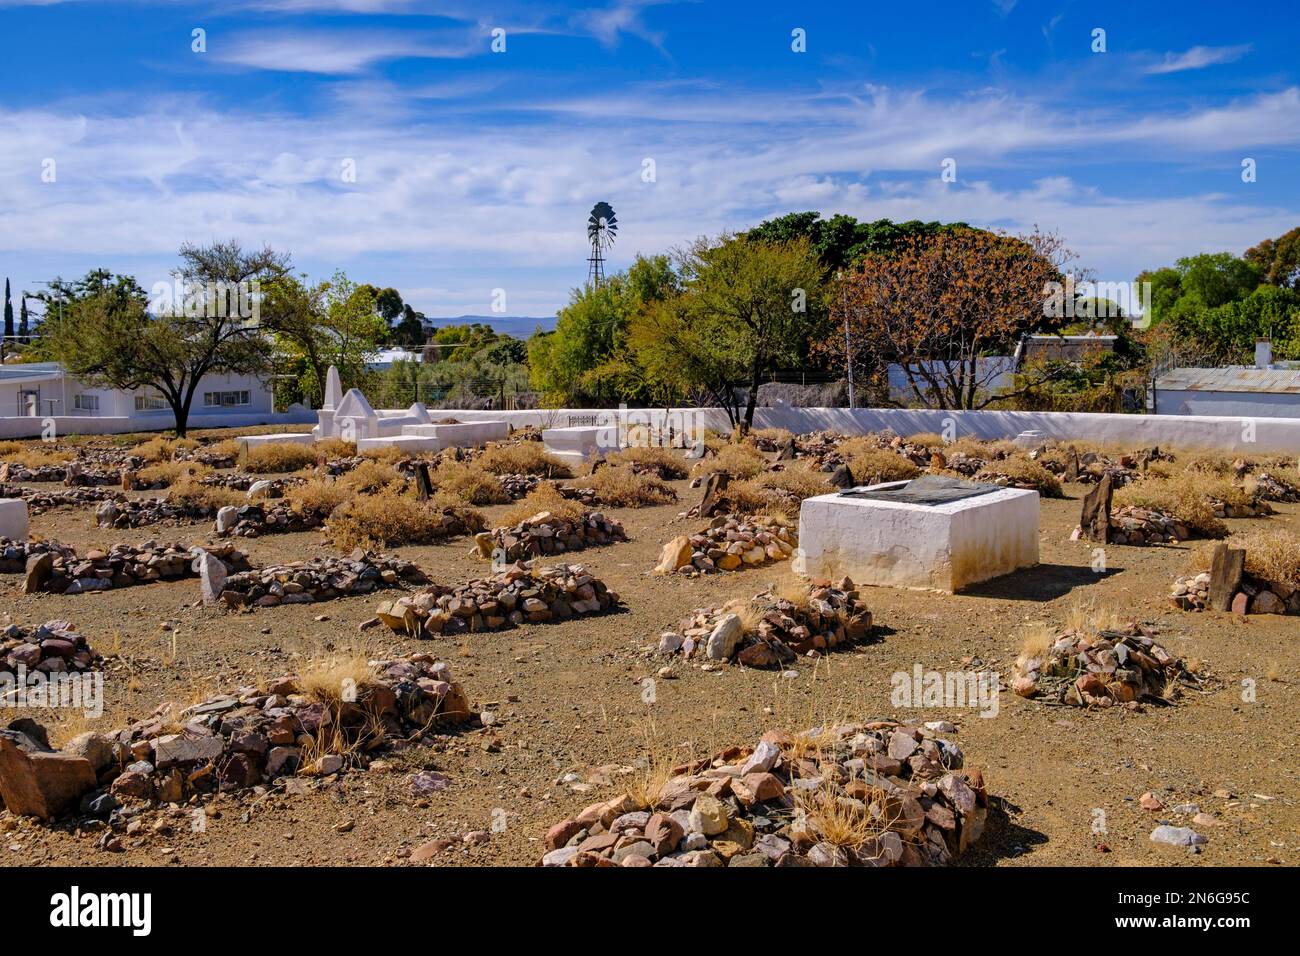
left=0, top=406, right=316, bottom=440
left=436, top=407, right=1300, bottom=454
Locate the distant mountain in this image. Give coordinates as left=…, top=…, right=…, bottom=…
left=424, top=314, right=556, bottom=339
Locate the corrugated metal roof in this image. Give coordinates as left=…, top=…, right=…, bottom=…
left=1155, top=366, right=1300, bottom=394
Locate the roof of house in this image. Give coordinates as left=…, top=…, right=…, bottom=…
left=1155, top=366, right=1300, bottom=395
left=0, top=362, right=63, bottom=384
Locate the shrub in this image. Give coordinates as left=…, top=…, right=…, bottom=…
left=326, top=490, right=485, bottom=550
left=500, top=483, right=588, bottom=527
left=167, top=477, right=246, bottom=512
left=691, top=442, right=766, bottom=480
left=338, top=459, right=407, bottom=496
left=136, top=461, right=211, bottom=487
left=975, top=453, right=1063, bottom=497
left=838, top=441, right=920, bottom=484
left=360, top=444, right=410, bottom=464
left=0, top=440, right=23, bottom=457
left=287, top=479, right=350, bottom=518
left=314, top=438, right=358, bottom=459
left=606, top=445, right=691, bottom=480
left=478, top=441, right=572, bottom=478
left=571, top=464, right=677, bottom=508
left=243, top=442, right=320, bottom=474
left=0, top=446, right=75, bottom=468
left=431, top=459, right=511, bottom=505
left=1234, top=528, right=1300, bottom=589
left=130, top=435, right=197, bottom=463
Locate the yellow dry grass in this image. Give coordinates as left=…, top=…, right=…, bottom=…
left=839, top=441, right=920, bottom=484
left=500, top=482, right=587, bottom=526
left=606, top=445, right=691, bottom=480
left=0, top=447, right=75, bottom=468
left=243, top=441, right=321, bottom=474
left=478, top=441, right=572, bottom=478
left=1114, top=473, right=1229, bottom=538
left=166, top=476, right=246, bottom=511
left=976, top=453, right=1063, bottom=497
left=136, top=460, right=211, bottom=486
left=326, top=489, right=485, bottom=550
left=571, top=464, right=676, bottom=508
left=691, top=442, right=766, bottom=480
left=430, top=459, right=511, bottom=505
left=286, top=478, right=350, bottom=517
left=314, top=437, right=358, bottom=459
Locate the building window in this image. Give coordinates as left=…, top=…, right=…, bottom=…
left=74, top=394, right=99, bottom=411
left=134, top=394, right=168, bottom=411
left=204, top=390, right=251, bottom=408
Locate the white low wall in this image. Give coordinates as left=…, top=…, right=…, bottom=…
left=0, top=407, right=316, bottom=440
left=430, top=406, right=1300, bottom=454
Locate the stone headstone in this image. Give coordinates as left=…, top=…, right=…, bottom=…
left=196, top=551, right=228, bottom=605
left=1080, top=473, right=1113, bottom=542
left=0, top=736, right=97, bottom=821
left=23, top=552, right=53, bottom=595
left=323, top=365, right=343, bottom=411
left=777, top=438, right=797, bottom=461
left=1063, top=448, right=1080, bottom=482
left=1207, top=543, right=1245, bottom=612
left=414, top=463, right=434, bottom=501
left=698, top=472, right=730, bottom=517
left=829, top=464, right=855, bottom=489
left=215, top=505, right=239, bottom=534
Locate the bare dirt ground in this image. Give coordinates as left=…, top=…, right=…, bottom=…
left=2, top=462, right=1297, bottom=868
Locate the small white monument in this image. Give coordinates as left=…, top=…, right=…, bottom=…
left=0, top=498, right=30, bottom=541
left=542, top=426, right=606, bottom=467
left=799, top=475, right=1039, bottom=593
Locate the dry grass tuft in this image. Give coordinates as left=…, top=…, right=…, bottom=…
left=500, top=482, right=587, bottom=526
left=977, top=453, right=1063, bottom=497
left=0, top=446, right=76, bottom=468
left=297, top=655, right=377, bottom=705
left=166, top=476, right=246, bottom=511
left=606, top=445, right=691, bottom=480
left=1016, top=622, right=1055, bottom=661
left=338, top=459, right=407, bottom=496
left=314, top=437, right=358, bottom=459
left=905, top=431, right=947, bottom=449
left=571, top=464, right=676, bottom=508
left=243, top=441, right=320, bottom=474
left=137, top=460, right=211, bottom=487
left=691, top=441, right=766, bottom=480
left=360, top=443, right=410, bottom=464
left=326, top=489, right=485, bottom=550
left=287, top=478, right=350, bottom=517
left=479, top=441, right=572, bottom=478
left=431, top=459, right=511, bottom=505
left=1215, top=528, right=1300, bottom=589
left=838, top=440, right=920, bottom=484
left=726, top=463, right=833, bottom=517
left=1114, top=474, right=1229, bottom=538
left=130, top=435, right=195, bottom=462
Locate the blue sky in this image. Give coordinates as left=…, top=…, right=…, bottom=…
left=2, top=0, right=1298, bottom=322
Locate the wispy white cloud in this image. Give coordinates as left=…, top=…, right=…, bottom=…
left=1144, top=43, right=1252, bottom=75
left=2, top=82, right=1297, bottom=314
left=216, top=29, right=480, bottom=74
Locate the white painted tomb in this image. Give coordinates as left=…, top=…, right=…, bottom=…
left=798, top=476, right=1039, bottom=593
left=542, top=426, right=607, bottom=466
left=401, top=420, right=509, bottom=449
left=238, top=432, right=315, bottom=449
left=0, top=498, right=30, bottom=541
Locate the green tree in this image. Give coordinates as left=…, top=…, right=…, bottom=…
left=745, top=212, right=964, bottom=274
left=528, top=254, right=677, bottom=406
left=43, top=242, right=285, bottom=436
left=630, top=234, right=826, bottom=430
left=1175, top=252, right=1262, bottom=308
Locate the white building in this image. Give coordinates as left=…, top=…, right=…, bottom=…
left=1153, top=340, right=1300, bottom=418
left=0, top=362, right=308, bottom=438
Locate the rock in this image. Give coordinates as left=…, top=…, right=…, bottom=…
left=688, top=794, right=729, bottom=836
left=1208, top=543, right=1246, bottom=612
left=1139, top=792, right=1164, bottom=811
left=1231, top=592, right=1249, bottom=615
left=22, top=552, right=54, bottom=595
left=196, top=550, right=228, bottom=606
left=705, top=613, right=744, bottom=661
left=1150, top=825, right=1206, bottom=847
left=655, top=535, right=693, bottom=574
left=0, top=737, right=97, bottom=820
left=1251, top=590, right=1285, bottom=615
left=63, top=733, right=113, bottom=773
left=1079, top=473, right=1113, bottom=542
left=153, top=734, right=225, bottom=769
left=215, top=506, right=239, bottom=534
left=246, top=480, right=276, bottom=499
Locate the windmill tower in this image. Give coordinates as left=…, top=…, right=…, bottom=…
left=586, top=201, right=618, bottom=286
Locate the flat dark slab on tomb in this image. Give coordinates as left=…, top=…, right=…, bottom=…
left=838, top=475, right=1004, bottom=506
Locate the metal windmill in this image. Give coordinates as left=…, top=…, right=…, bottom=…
left=586, top=201, right=618, bottom=286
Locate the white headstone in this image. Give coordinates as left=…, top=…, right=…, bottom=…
left=0, top=499, right=30, bottom=541
left=323, top=365, right=343, bottom=411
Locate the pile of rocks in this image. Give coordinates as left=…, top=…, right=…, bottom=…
left=1170, top=567, right=1297, bottom=615
left=477, top=510, right=626, bottom=563
left=214, top=551, right=427, bottom=608
left=0, top=485, right=120, bottom=515
left=541, top=720, right=987, bottom=867
left=0, top=537, right=77, bottom=574
left=1251, top=471, right=1300, bottom=502
left=2, top=620, right=101, bottom=677
left=215, top=502, right=327, bottom=537
left=96, top=498, right=210, bottom=529
left=1208, top=495, right=1272, bottom=519
left=22, top=541, right=252, bottom=595
left=0, top=655, right=473, bottom=821
left=655, top=514, right=796, bottom=575
left=1011, top=623, right=1195, bottom=708
left=657, top=580, right=875, bottom=668
left=199, top=473, right=302, bottom=496
left=496, top=473, right=542, bottom=499
left=375, top=563, right=619, bottom=636
left=1106, top=506, right=1191, bottom=544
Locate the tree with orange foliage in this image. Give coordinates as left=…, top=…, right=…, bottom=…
left=829, top=227, right=1068, bottom=410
